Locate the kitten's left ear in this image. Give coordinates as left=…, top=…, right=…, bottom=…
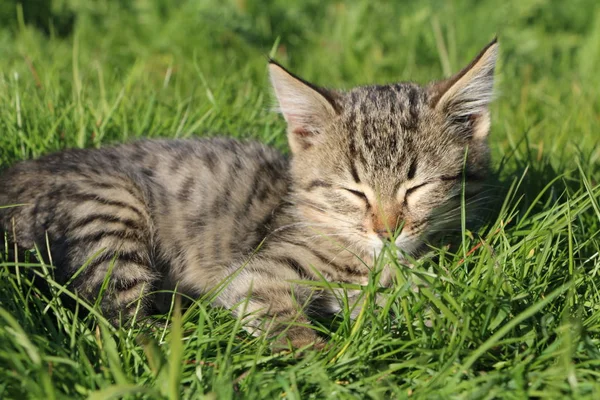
left=268, top=60, right=339, bottom=153
left=428, top=38, right=498, bottom=139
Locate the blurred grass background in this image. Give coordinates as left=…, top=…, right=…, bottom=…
left=0, top=0, right=598, bottom=161
left=0, top=0, right=599, bottom=398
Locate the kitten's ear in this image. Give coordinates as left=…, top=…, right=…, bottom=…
left=268, top=60, right=339, bottom=153
left=428, top=38, right=498, bottom=139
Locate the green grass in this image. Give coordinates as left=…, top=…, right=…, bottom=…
left=1, top=0, right=599, bottom=398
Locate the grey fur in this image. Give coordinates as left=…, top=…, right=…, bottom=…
left=0, top=39, right=498, bottom=349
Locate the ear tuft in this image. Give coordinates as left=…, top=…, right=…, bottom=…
left=429, top=39, right=498, bottom=139
left=268, top=61, right=338, bottom=153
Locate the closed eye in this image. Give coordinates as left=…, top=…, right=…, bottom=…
left=439, top=174, right=462, bottom=182
left=406, top=182, right=432, bottom=196
left=344, top=188, right=368, bottom=202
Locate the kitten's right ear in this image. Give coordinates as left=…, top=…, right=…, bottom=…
left=268, top=60, right=339, bottom=153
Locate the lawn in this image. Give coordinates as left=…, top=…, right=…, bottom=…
left=0, top=0, right=599, bottom=398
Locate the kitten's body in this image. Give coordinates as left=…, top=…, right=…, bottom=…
left=0, top=40, right=499, bottom=349
left=0, top=139, right=370, bottom=343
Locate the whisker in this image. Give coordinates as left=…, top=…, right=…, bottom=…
left=304, top=233, right=363, bottom=241
left=268, top=221, right=330, bottom=236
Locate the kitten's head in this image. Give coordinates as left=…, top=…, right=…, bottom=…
left=269, top=39, right=498, bottom=260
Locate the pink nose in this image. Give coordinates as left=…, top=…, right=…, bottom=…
left=372, top=210, right=401, bottom=239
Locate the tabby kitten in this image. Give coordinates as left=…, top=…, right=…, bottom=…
left=0, top=39, right=498, bottom=349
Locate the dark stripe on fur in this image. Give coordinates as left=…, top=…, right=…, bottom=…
left=85, top=249, right=149, bottom=271
left=70, top=214, right=144, bottom=232
left=407, top=159, right=417, bottom=180
left=70, top=193, right=146, bottom=220
left=349, top=162, right=361, bottom=183
left=70, top=229, right=145, bottom=245
left=274, top=256, right=313, bottom=280
left=306, top=180, right=332, bottom=191
left=177, top=176, right=196, bottom=202
left=88, top=181, right=146, bottom=205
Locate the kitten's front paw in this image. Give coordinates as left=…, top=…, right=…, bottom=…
left=270, top=326, right=326, bottom=354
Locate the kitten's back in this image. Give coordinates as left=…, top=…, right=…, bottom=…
left=0, top=138, right=290, bottom=318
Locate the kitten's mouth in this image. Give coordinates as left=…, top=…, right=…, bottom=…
left=365, top=230, right=424, bottom=260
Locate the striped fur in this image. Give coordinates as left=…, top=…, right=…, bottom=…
left=0, top=39, right=498, bottom=349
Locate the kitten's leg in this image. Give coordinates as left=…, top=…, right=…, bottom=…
left=44, top=181, right=158, bottom=326
left=215, top=257, right=324, bottom=351
left=70, top=242, right=157, bottom=326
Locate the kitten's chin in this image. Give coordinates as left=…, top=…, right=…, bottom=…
left=394, top=232, right=424, bottom=257
left=368, top=235, right=385, bottom=258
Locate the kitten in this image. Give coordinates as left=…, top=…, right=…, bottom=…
left=0, top=39, right=498, bottom=350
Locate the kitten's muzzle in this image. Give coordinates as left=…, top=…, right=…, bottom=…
left=370, top=206, right=403, bottom=240
left=375, top=229, right=392, bottom=240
